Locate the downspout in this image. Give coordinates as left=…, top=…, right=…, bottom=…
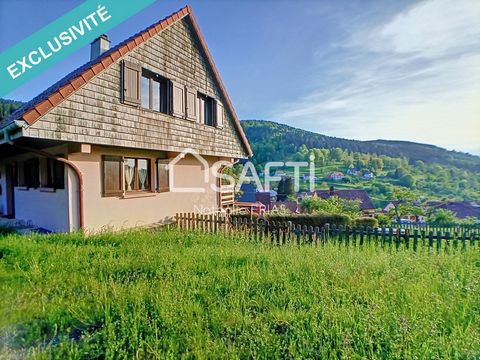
left=3, top=125, right=84, bottom=230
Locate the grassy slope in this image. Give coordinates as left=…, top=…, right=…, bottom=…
left=1, top=229, right=479, bottom=358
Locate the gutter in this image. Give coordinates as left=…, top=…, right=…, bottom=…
left=1, top=120, right=27, bottom=145
left=3, top=122, right=85, bottom=231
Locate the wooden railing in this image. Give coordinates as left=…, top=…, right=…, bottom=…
left=175, top=213, right=480, bottom=252
left=220, top=185, right=235, bottom=207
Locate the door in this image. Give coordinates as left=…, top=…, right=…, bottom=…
left=5, top=163, right=15, bottom=218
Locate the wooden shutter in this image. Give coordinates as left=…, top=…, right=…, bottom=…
left=122, top=61, right=141, bottom=105
left=172, top=81, right=185, bottom=118
left=215, top=100, right=224, bottom=128
left=185, top=87, right=197, bottom=121
left=102, top=156, right=123, bottom=197
left=156, top=159, right=170, bottom=193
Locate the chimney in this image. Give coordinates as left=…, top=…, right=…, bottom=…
left=90, top=34, right=110, bottom=60
left=329, top=186, right=335, bottom=195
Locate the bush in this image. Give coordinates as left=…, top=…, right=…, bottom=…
left=0, top=225, right=16, bottom=236
left=265, top=213, right=351, bottom=227
left=355, top=217, right=379, bottom=228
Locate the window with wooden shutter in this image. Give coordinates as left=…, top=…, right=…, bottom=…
left=122, top=61, right=141, bottom=105
left=172, top=81, right=185, bottom=118
left=156, top=159, right=170, bottom=193
left=215, top=100, right=224, bottom=128
left=102, top=156, right=123, bottom=197
left=140, top=68, right=169, bottom=114
left=185, top=87, right=197, bottom=121
left=198, top=93, right=215, bottom=126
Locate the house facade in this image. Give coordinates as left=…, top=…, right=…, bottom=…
left=0, top=6, right=251, bottom=232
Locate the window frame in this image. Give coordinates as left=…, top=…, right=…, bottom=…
left=124, top=157, right=152, bottom=193
left=43, top=157, right=65, bottom=190
left=140, top=68, right=170, bottom=115
left=198, top=92, right=216, bottom=126
left=23, top=158, right=40, bottom=189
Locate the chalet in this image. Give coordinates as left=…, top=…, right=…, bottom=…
left=0, top=6, right=252, bottom=232
left=313, top=187, right=375, bottom=216
left=303, top=173, right=317, bottom=181
left=270, top=201, right=299, bottom=214
left=362, top=171, right=374, bottom=180
left=327, top=171, right=345, bottom=181
left=346, top=168, right=358, bottom=176
left=236, top=183, right=277, bottom=209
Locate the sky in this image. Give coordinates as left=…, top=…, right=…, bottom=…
left=1, top=0, right=479, bottom=155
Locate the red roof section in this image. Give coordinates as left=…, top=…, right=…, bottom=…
left=3, top=5, right=252, bottom=157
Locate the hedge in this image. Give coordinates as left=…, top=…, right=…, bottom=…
left=354, top=217, right=379, bottom=228
left=265, top=213, right=351, bottom=227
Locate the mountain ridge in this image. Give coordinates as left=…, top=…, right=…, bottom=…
left=241, top=120, right=480, bottom=171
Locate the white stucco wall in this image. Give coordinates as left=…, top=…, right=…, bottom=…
left=0, top=144, right=70, bottom=232
left=14, top=188, right=70, bottom=232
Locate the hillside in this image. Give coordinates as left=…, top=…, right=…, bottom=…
left=0, top=98, right=23, bottom=121
left=242, top=120, right=480, bottom=172
left=241, top=120, right=480, bottom=204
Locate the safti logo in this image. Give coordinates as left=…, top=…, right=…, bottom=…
left=168, top=148, right=317, bottom=193
left=167, top=148, right=234, bottom=193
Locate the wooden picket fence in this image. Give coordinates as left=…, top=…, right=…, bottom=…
left=174, top=213, right=480, bottom=252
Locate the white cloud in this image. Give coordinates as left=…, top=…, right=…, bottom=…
left=272, top=0, right=480, bottom=155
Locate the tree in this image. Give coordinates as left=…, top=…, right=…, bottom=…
left=398, top=174, right=416, bottom=188
left=390, top=187, right=415, bottom=221
left=427, top=209, right=457, bottom=225
left=330, top=148, right=344, bottom=162
left=277, top=176, right=295, bottom=201
left=300, top=196, right=361, bottom=218
left=370, top=158, right=384, bottom=172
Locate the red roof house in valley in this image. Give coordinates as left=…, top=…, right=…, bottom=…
left=0, top=6, right=251, bottom=232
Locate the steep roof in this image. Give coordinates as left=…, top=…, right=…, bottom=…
left=1, top=5, right=252, bottom=156
left=313, top=189, right=375, bottom=210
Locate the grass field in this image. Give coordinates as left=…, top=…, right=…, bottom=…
left=1, top=229, right=479, bottom=359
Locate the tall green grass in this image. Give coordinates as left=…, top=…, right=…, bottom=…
left=0, top=229, right=479, bottom=359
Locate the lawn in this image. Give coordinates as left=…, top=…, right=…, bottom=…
left=0, top=228, right=479, bottom=359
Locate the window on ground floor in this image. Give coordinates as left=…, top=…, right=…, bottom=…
left=44, top=158, right=65, bottom=189
left=19, top=158, right=40, bottom=189
left=124, top=158, right=151, bottom=192
left=102, top=156, right=170, bottom=197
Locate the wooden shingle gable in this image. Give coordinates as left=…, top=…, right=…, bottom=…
left=3, top=5, right=252, bottom=157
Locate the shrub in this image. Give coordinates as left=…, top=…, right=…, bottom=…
left=355, top=217, right=379, bottom=228
left=265, top=213, right=351, bottom=227
left=0, top=225, right=16, bottom=236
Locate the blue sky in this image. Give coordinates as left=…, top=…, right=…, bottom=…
left=1, top=0, right=479, bottom=154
